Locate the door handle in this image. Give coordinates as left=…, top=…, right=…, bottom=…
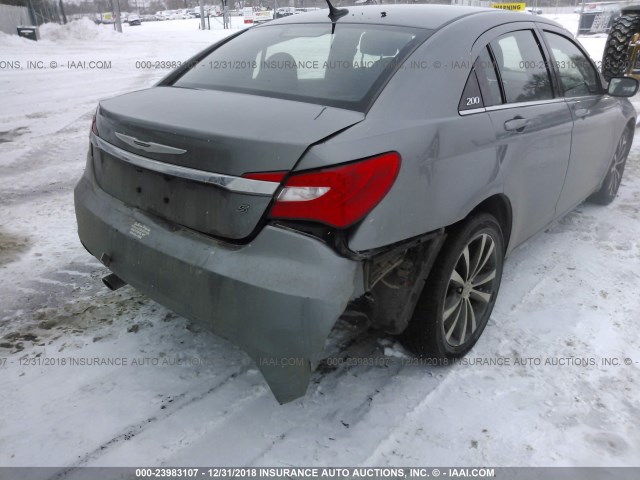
left=574, top=108, right=589, bottom=118
left=504, top=117, right=530, bottom=132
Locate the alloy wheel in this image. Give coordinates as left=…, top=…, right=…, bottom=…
left=608, top=129, right=631, bottom=197
left=442, top=233, right=498, bottom=347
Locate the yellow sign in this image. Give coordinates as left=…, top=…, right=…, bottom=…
left=492, top=3, right=526, bottom=11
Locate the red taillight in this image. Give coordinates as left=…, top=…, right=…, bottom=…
left=245, top=152, right=401, bottom=229
left=243, top=171, right=286, bottom=183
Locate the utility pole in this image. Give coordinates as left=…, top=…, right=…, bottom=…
left=222, top=0, right=229, bottom=29
left=113, top=0, right=123, bottom=32
left=26, top=0, right=37, bottom=25
left=199, top=0, right=206, bottom=30
left=58, top=0, right=68, bottom=24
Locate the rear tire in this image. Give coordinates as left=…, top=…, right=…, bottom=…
left=601, top=15, right=640, bottom=81
left=588, top=126, right=633, bottom=205
left=401, top=213, right=504, bottom=359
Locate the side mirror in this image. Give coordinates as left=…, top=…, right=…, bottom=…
left=608, top=77, right=639, bottom=97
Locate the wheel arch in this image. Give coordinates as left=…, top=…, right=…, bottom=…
left=362, top=194, right=512, bottom=336
left=625, top=118, right=636, bottom=136
left=460, top=194, right=513, bottom=254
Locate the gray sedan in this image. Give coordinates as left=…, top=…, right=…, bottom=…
left=74, top=5, right=638, bottom=403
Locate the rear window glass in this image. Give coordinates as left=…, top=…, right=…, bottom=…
left=173, top=23, right=430, bottom=111
left=490, top=30, right=553, bottom=104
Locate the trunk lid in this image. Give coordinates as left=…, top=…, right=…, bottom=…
left=92, top=86, right=364, bottom=240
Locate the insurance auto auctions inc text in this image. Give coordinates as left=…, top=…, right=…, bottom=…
left=222, top=468, right=495, bottom=478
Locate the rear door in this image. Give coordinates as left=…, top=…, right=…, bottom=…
left=476, top=26, right=574, bottom=245
left=539, top=26, right=620, bottom=215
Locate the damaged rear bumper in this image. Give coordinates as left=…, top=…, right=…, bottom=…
left=74, top=164, right=364, bottom=404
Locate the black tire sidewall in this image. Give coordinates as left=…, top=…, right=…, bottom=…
left=403, top=213, right=505, bottom=358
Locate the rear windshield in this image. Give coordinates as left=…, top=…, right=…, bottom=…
left=172, top=23, right=431, bottom=111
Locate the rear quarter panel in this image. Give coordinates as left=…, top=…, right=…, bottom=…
left=299, top=14, right=533, bottom=252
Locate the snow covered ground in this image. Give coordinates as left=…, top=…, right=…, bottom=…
left=1, top=13, right=639, bottom=469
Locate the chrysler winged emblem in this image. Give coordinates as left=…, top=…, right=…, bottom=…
left=115, top=132, right=186, bottom=154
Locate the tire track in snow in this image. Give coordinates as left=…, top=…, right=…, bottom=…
left=359, top=370, right=457, bottom=466
left=47, top=365, right=256, bottom=477
left=241, top=332, right=388, bottom=465
left=241, top=330, right=443, bottom=467
left=86, top=324, right=406, bottom=467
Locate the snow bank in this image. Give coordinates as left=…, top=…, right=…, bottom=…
left=39, top=18, right=118, bottom=42
left=0, top=31, right=35, bottom=48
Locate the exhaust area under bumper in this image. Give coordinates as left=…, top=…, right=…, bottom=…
left=74, top=168, right=364, bottom=404
left=102, top=273, right=126, bottom=291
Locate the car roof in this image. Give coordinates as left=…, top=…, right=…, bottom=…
left=268, top=5, right=561, bottom=30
